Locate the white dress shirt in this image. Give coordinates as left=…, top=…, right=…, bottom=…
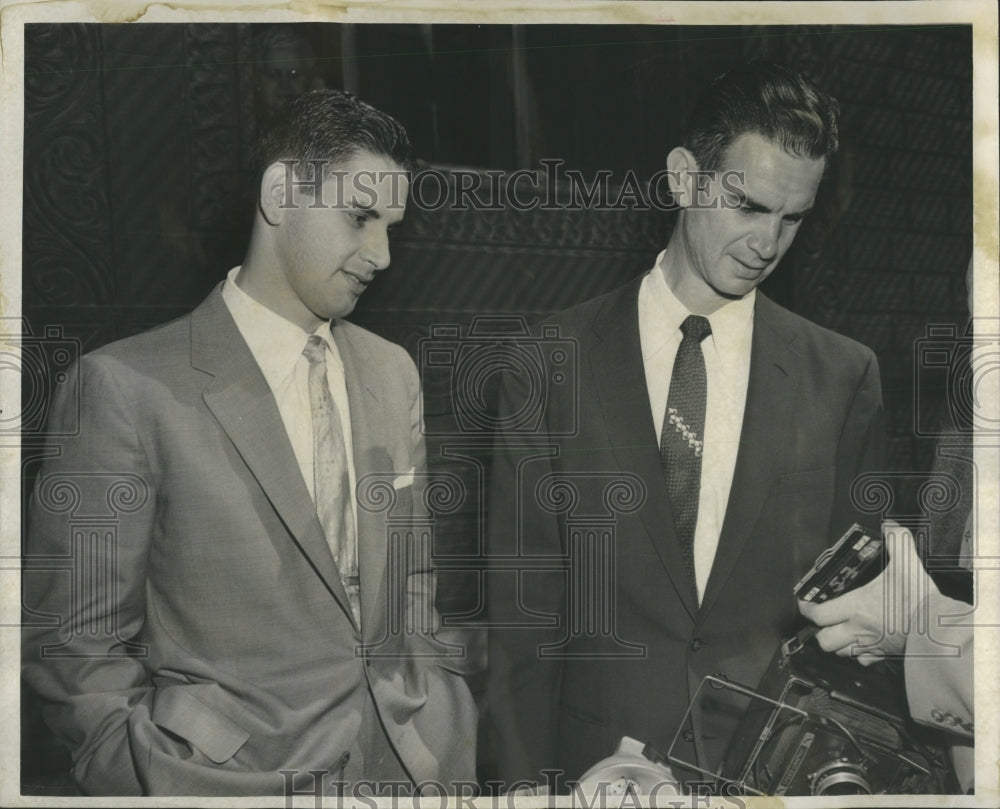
left=638, top=252, right=755, bottom=602
left=221, top=266, right=358, bottom=534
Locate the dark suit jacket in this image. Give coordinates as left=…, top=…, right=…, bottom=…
left=486, top=275, right=885, bottom=786
left=22, top=286, right=477, bottom=795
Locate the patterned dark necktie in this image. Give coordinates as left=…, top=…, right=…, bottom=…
left=303, top=335, right=362, bottom=628
left=659, top=314, right=712, bottom=590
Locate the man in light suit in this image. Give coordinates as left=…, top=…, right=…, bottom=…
left=22, top=90, right=476, bottom=796
left=486, top=63, right=885, bottom=789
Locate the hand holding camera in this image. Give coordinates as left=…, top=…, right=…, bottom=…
left=798, top=521, right=938, bottom=666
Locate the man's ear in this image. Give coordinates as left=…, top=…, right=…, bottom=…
left=259, top=162, right=290, bottom=226
left=666, top=147, right=698, bottom=209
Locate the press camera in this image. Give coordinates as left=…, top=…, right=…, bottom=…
left=714, top=629, right=953, bottom=795
left=664, top=523, right=957, bottom=796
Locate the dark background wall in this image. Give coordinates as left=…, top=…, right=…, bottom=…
left=19, top=22, right=973, bottom=789
left=20, top=22, right=973, bottom=481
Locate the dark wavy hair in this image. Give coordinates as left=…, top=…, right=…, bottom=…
left=684, top=61, right=840, bottom=172
left=255, top=89, right=414, bottom=182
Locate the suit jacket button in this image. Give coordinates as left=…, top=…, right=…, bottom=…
left=689, top=638, right=703, bottom=652
left=682, top=730, right=695, bottom=743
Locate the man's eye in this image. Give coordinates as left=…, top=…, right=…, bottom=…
left=721, top=193, right=743, bottom=210
left=349, top=212, right=367, bottom=227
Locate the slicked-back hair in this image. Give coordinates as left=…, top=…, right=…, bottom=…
left=255, top=89, right=414, bottom=183
left=683, top=61, right=839, bottom=173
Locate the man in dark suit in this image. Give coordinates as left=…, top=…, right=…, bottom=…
left=22, top=90, right=476, bottom=796
left=486, top=62, right=885, bottom=790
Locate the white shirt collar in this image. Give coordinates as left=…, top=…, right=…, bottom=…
left=221, top=266, right=341, bottom=391
left=643, top=250, right=755, bottom=359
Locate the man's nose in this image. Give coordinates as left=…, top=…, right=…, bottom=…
left=361, top=228, right=391, bottom=272
left=747, top=217, right=781, bottom=262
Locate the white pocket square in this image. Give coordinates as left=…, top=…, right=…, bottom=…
left=393, top=468, right=415, bottom=490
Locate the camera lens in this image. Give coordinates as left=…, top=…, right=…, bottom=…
left=811, top=761, right=871, bottom=796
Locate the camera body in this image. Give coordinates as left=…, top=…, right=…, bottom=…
left=418, top=316, right=576, bottom=435
left=715, top=633, right=954, bottom=796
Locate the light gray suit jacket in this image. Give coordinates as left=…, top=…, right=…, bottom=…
left=22, top=285, right=477, bottom=795
left=905, top=588, right=974, bottom=792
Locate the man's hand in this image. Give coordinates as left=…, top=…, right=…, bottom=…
left=798, top=521, right=939, bottom=666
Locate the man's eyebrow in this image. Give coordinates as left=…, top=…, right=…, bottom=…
left=349, top=201, right=381, bottom=220
left=741, top=194, right=813, bottom=218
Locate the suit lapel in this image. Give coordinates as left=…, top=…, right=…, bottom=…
left=590, top=278, right=699, bottom=619
left=699, top=294, right=797, bottom=618
left=332, top=321, right=391, bottom=639
left=191, top=287, right=355, bottom=622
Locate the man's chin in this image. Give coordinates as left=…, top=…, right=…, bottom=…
left=315, top=301, right=358, bottom=322
left=710, top=282, right=755, bottom=302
